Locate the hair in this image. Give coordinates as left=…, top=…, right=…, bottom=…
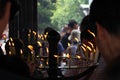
left=68, top=19, right=78, bottom=28
left=44, top=27, right=53, bottom=34
left=68, top=29, right=80, bottom=42
left=89, top=0, right=120, bottom=36
left=80, top=15, right=90, bottom=32
left=81, top=28, right=94, bottom=42
left=80, top=15, right=96, bottom=42
left=0, top=0, right=20, bottom=20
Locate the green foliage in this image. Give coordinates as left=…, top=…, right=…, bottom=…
left=37, top=0, right=56, bottom=33
left=51, top=0, right=88, bottom=30
left=37, top=0, right=88, bottom=32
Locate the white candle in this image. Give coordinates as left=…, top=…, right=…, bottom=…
left=40, top=48, right=43, bottom=56
left=90, top=52, right=94, bottom=61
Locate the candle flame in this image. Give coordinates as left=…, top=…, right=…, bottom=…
left=63, top=53, right=66, bottom=57
left=68, top=42, right=71, bottom=47
left=46, top=47, right=49, bottom=53
left=12, top=43, right=14, bottom=46
left=88, top=41, right=94, bottom=48
left=40, top=64, right=43, bottom=68
left=42, top=37, right=44, bottom=40
left=28, top=34, right=30, bottom=37
left=54, top=55, right=58, bottom=58
left=74, top=37, right=79, bottom=42
left=29, top=29, right=31, bottom=33
left=9, top=51, right=12, bottom=55
left=38, top=34, right=41, bottom=39
left=41, top=58, right=44, bottom=61
left=20, top=49, right=23, bottom=55
left=33, top=31, right=37, bottom=36
left=10, top=37, right=13, bottom=41
left=3, top=35, right=6, bottom=39
left=76, top=55, right=81, bottom=59
left=82, top=43, right=87, bottom=47
left=46, top=61, right=48, bottom=65
left=28, top=45, right=34, bottom=51
left=45, top=32, right=48, bottom=35
left=9, top=42, right=11, bottom=46
left=86, top=46, right=92, bottom=52
left=93, top=48, right=96, bottom=53
left=37, top=41, right=42, bottom=47
left=44, top=34, right=47, bottom=39
left=81, top=46, right=86, bottom=52
left=66, top=53, right=70, bottom=58
left=88, top=30, right=95, bottom=37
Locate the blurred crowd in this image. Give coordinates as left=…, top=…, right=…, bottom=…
left=1, top=0, right=119, bottom=80
left=0, top=0, right=98, bottom=79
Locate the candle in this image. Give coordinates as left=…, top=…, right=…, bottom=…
left=90, top=52, right=94, bottom=61
left=9, top=46, right=16, bottom=55
left=20, top=49, right=23, bottom=55
left=33, top=31, right=36, bottom=41
left=20, top=49, right=24, bottom=58
left=9, top=51, right=12, bottom=55
left=46, top=47, right=49, bottom=56
left=28, top=33, right=30, bottom=43
left=85, top=47, right=89, bottom=61
left=40, top=47, right=43, bottom=56
left=63, top=53, right=66, bottom=57
left=37, top=41, right=43, bottom=56
left=31, top=50, right=35, bottom=62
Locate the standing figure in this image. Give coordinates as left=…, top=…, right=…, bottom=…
left=89, top=0, right=120, bottom=80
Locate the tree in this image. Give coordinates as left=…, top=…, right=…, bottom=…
left=51, top=0, right=88, bottom=30
left=37, top=0, right=88, bottom=32
left=37, top=0, right=56, bottom=33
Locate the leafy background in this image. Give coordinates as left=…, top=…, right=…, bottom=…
left=37, top=0, right=88, bottom=33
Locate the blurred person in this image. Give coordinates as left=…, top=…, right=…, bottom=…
left=66, top=29, right=81, bottom=57
left=88, top=0, right=120, bottom=80
left=0, top=0, right=33, bottom=79
left=80, top=15, right=97, bottom=57
left=0, top=0, right=20, bottom=55
left=64, top=17, right=97, bottom=78
left=61, top=20, right=79, bottom=50
left=60, top=24, right=69, bottom=39
left=44, top=27, right=65, bottom=56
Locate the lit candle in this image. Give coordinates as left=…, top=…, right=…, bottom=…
left=85, top=47, right=89, bottom=61
left=28, top=33, right=30, bottom=43
left=63, top=53, right=66, bottom=57
left=9, top=51, right=12, bottom=55
left=46, top=47, right=49, bottom=56
left=67, top=42, right=71, bottom=47
left=40, top=47, right=43, bottom=56
left=20, top=49, right=24, bottom=58
left=31, top=50, right=35, bottom=62
left=33, top=31, right=36, bottom=41
left=20, top=49, right=23, bottom=55
left=9, top=42, right=16, bottom=55
left=37, top=41, right=43, bottom=56
left=40, top=63, right=43, bottom=68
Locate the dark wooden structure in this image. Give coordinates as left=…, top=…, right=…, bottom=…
left=9, top=0, right=37, bottom=45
